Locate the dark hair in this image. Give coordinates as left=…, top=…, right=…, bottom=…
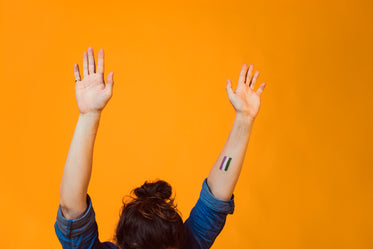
left=115, top=180, right=185, bottom=249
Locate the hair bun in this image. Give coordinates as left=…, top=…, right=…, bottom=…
left=134, top=180, right=172, bottom=201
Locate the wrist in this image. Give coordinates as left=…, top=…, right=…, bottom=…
left=235, top=112, right=255, bottom=124
left=79, top=111, right=101, bottom=124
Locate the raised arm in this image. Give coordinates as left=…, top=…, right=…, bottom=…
left=59, top=47, right=114, bottom=219
left=207, top=63, right=266, bottom=201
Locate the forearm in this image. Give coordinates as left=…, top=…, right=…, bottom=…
left=207, top=114, right=254, bottom=201
left=59, top=112, right=101, bottom=219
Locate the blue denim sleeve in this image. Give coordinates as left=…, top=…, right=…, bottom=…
left=183, top=178, right=235, bottom=249
left=54, top=194, right=117, bottom=249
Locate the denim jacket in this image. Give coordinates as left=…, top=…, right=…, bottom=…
left=55, top=178, right=235, bottom=249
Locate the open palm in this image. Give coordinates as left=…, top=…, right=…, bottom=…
left=73, top=47, right=114, bottom=114
left=226, top=63, right=266, bottom=120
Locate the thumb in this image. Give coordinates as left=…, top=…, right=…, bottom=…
left=105, top=72, right=114, bottom=94
left=226, top=79, right=234, bottom=100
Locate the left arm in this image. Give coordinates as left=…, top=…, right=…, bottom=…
left=59, top=112, right=101, bottom=219
left=59, top=47, right=114, bottom=219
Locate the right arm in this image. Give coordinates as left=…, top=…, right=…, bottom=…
left=207, top=63, right=265, bottom=201
left=184, top=63, right=266, bottom=249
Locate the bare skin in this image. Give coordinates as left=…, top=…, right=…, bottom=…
left=207, top=63, right=266, bottom=201
left=60, top=47, right=114, bottom=219
left=59, top=47, right=266, bottom=219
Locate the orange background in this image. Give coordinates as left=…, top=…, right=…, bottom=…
left=0, top=0, right=372, bottom=248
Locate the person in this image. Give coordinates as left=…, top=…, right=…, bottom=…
left=54, top=47, right=266, bottom=249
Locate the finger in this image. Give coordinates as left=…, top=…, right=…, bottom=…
left=237, top=63, right=247, bottom=91
left=97, top=49, right=104, bottom=74
left=249, top=71, right=260, bottom=89
left=105, top=72, right=114, bottom=95
left=74, top=63, right=81, bottom=82
left=226, top=79, right=234, bottom=100
left=245, top=64, right=254, bottom=85
left=88, top=47, right=95, bottom=74
left=256, top=82, right=266, bottom=96
left=83, top=51, right=88, bottom=76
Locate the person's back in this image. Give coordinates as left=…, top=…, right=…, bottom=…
left=54, top=47, right=266, bottom=249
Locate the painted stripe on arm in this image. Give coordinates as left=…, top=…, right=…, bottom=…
left=219, top=156, right=232, bottom=171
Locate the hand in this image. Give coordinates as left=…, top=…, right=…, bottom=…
left=226, top=63, right=266, bottom=120
left=73, top=47, right=114, bottom=115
